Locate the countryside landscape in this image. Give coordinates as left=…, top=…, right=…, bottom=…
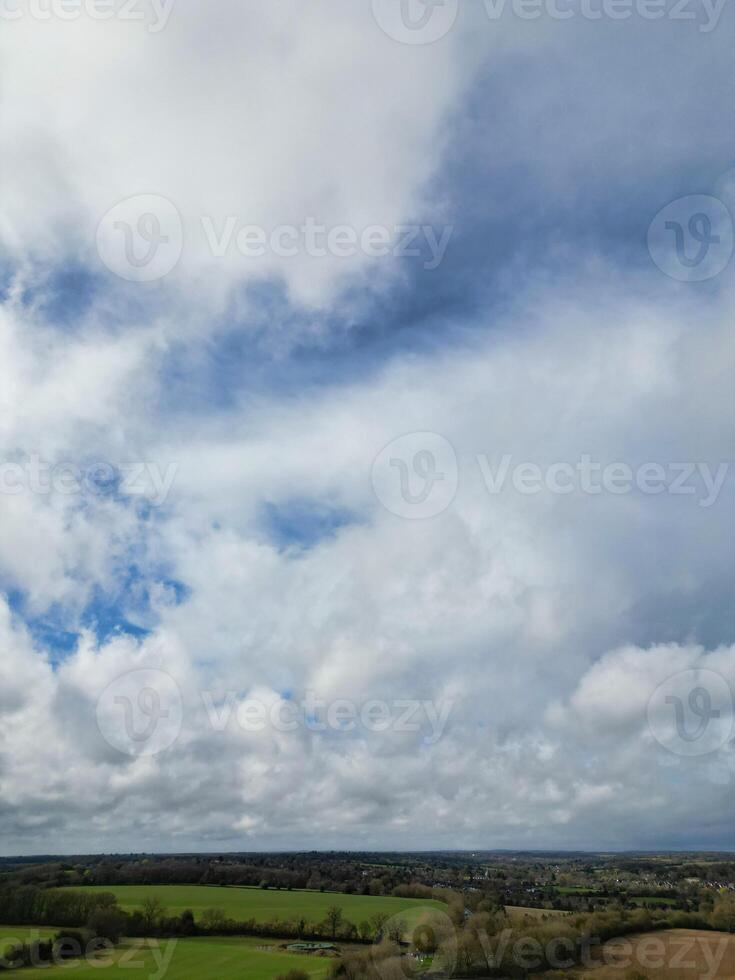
left=2, top=851, right=735, bottom=978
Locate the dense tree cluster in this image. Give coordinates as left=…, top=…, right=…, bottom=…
left=0, top=886, right=117, bottom=927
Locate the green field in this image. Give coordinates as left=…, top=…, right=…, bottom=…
left=60, top=884, right=444, bottom=928
left=4, top=935, right=334, bottom=980
left=0, top=925, right=56, bottom=945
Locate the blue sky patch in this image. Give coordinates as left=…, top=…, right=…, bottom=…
left=260, top=499, right=360, bottom=551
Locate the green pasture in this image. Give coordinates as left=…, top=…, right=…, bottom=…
left=60, top=884, right=444, bottom=929
left=8, top=935, right=333, bottom=980
left=0, top=925, right=56, bottom=948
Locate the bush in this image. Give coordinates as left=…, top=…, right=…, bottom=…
left=3, top=940, right=54, bottom=969
left=54, top=928, right=94, bottom=958
left=87, top=908, right=128, bottom=944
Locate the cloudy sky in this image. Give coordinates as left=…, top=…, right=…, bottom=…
left=1, top=0, right=735, bottom=856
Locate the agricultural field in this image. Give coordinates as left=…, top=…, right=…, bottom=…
left=7, top=935, right=334, bottom=980
left=60, top=884, right=444, bottom=928
left=554, top=929, right=735, bottom=980
left=0, top=925, right=56, bottom=946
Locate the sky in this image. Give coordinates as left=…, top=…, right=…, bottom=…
left=1, top=0, right=735, bottom=856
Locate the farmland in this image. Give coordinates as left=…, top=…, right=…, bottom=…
left=60, top=884, right=444, bottom=928
left=0, top=926, right=56, bottom=945
left=553, top=929, right=735, bottom=980
left=5, top=935, right=334, bottom=980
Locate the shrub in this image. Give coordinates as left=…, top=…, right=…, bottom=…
left=87, top=908, right=128, bottom=944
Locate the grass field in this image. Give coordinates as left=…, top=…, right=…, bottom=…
left=505, top=906, right=571, bottom=921
left=554, top=929, right=735, bottom=980
left=0, top=925, right=56, bottom=947
left=60, top=884, right=444, bottom=929
left=7, top=935, right=334, bottom=980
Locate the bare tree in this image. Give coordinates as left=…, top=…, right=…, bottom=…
left=326, top=904, right=343, bottom=938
